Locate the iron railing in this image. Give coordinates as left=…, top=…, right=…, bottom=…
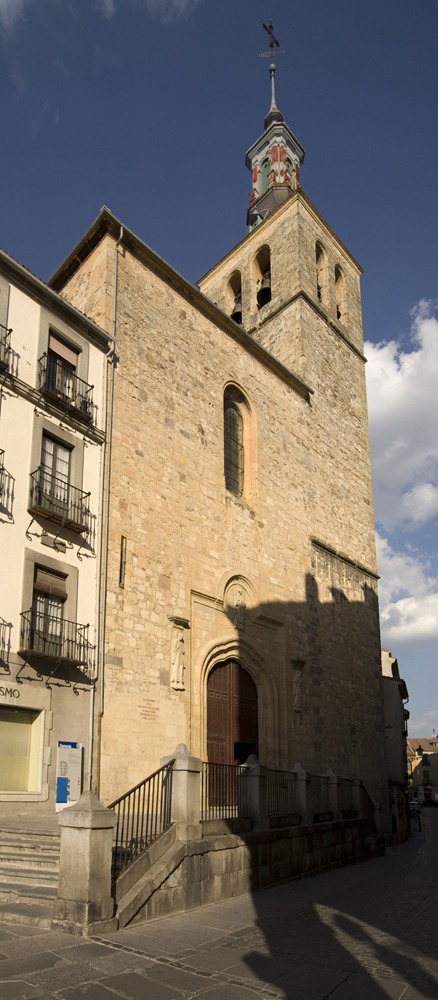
left=338, top=776, right=356, bottom=816
left=309, top=773, right=331, bottom=818
left=38, top=353, right=94, bottom=423
left=201, top=762, right=248, bottom=820
left=0, top=323, right=11, bottom=370
left=19, top=610, right=93, bottom=671
left=0, top=616, right=10, bottom=665
left=109, top=761, right=175, bottom=879
left=0, top=449, right=4, bottom=496
left=267, top=768, right=298, bottom=816
left=29, top=467, right=91, bottom=533
left=360, top=782, right=377, bottom=826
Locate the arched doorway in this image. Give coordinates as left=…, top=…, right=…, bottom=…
left=207, top=659, right=258, bottom=764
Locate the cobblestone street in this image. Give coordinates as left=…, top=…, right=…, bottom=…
left=0, top=807, right=437, bottom=999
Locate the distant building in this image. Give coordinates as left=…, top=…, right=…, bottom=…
left=1, top=55, right=391, bottom=835
left=407, top=735, right=438, bottom=805
left=381, top=649, right=409, bottom=841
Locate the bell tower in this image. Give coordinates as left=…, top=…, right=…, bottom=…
left=246, top=23, right=305, bottom=231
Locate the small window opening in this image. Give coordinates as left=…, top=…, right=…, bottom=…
left=316, top=242, right=327, bottom=304
left=255, top=245, right=271, bottom=308
left=335, top=264, right=345, bottom=321
left=119, top=536, right=127, bottom=588
left=228, top=271, right=242, bottom=324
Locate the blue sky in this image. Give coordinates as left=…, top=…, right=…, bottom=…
left=1, top=0, right=437, bottom=736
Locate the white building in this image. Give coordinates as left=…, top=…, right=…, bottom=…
left=0, top=250, right=109, bottom=813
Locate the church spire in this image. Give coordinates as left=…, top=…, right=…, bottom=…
left=246, top=23, right=305, bottom=231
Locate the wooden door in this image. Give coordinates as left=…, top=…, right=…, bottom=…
left=207, top=659, right=258, bottom=764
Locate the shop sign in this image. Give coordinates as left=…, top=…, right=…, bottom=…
left=0, top=685, right=20, bottom=701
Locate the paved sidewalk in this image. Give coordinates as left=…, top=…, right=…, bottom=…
left=0, top=807, right=437, bottom=999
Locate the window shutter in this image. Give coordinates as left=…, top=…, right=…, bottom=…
left=48, top=333, right=79, bottom=368
left=33, top=568, right=67, bottom=600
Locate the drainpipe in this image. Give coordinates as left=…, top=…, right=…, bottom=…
left=96, top=226, right=123, bottom=794
left=89, top=226, right=123, bottom=795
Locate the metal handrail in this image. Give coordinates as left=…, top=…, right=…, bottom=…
left=29, top=467, right=91, bottom=533
left=0, top=323, right=11, bottom=370
left=38, top=353, right=94, bottom=422
left=109, top=760, right=175, bottom=879
left=201, top=762, right=248, bottom=820
left=19, top=609, right=93, bottom=670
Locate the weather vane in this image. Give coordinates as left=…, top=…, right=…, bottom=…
left=260, top=21, right=285, bottom=59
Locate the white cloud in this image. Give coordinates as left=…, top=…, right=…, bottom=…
left=144, top=0, right=201, bottom=21
left=0, top=0, right=29, bottom=31
left=365, top=300, right=438, bottom=531
left=95, top=0, right=201, bottom=21
left=96, top=0, right=117, bottom=17
left=408, top=710, right=438, bottom=737
left=376, top=533, right=438, bottom=644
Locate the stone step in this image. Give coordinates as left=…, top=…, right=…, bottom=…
left=0, top=836, right=60, bottom=856
left=0, top=851, right=59, bottom=870
left=0, top=880, right=57, bottom=903
left=0, top=900, right=53, bottom=929
left=0, top=865, right=59, bottom=885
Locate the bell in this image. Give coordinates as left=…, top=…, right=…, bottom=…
left=230, top=292, right=242, bottom=324
left=257, top=271, right=271, bottom=307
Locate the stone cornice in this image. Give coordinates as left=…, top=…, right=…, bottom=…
left=311, top=538, right=379, bottom=581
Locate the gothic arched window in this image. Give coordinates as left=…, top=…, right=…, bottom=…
left=224, top=396, right=244, bottom=497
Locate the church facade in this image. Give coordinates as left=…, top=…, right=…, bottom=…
left=1, top=57, right=389, bottom=830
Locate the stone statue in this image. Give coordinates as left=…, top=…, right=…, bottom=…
left=171, top=631, right=185, bottom=690
left=234, top=588, right=246, bottom=630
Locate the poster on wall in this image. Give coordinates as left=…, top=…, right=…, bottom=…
left=55, top=741, right=83, bottom=812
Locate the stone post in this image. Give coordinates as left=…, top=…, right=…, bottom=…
left=292, top=762, right=312, bottom=825
left=161, top=743, right=202, bottom=842
left=52, top=789, right=117, bottom=936
left=242, top=755, right=269, bottom=832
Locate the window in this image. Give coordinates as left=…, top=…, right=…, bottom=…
left=228, top=271, right=242, bottom=324
left=31, top=566, right=67, bottom=657
left=0, top=707, right=44, bottom=793
left=260, top=157, right=270, bottom=194
left=224, top=398, right=244, bottom=496
left=316, top=242, right=327, bottom=304
left=46, top=333, right=79, bottom=403
left=223, top=385, right=254, bottom=503
left=40, top=434, right=71, bottom=520
left=255, top=245, right=271, bottom=308
left=334, top=264, right=345, bottom=321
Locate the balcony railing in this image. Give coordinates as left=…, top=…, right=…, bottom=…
left=29, top=467, right=91, bottom=533
left=19, top=610, right=93, bottom=671
left=0, top=323, right=11, bottom=371
left=38, top=354, right=94, bottom=423
left=0, top=616, right=11, bottom=666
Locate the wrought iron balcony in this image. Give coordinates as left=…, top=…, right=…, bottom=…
left=29, top=467, right=91, bottom=534
left=38, top=353, right=94, bottom=423
left=0, top=323, right=11, bottom=371
left=19, top=610, right=93, bottom=671
left=0, top=616, right=11, bottom=666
